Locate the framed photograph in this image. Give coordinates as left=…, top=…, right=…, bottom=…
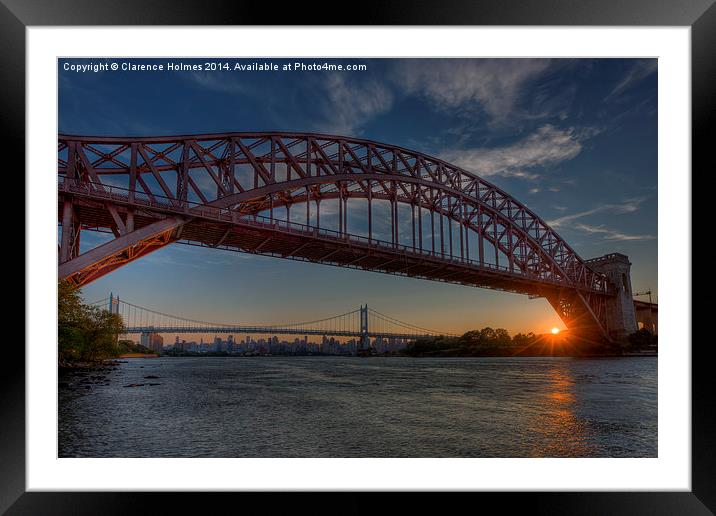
left=8, top=0, right=709, bottom=513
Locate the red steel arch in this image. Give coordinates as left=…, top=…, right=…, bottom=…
left=57, top=132, right=615, bottom=339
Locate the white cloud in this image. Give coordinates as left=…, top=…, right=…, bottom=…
left=573, top=223, right=655, bottom=242
left=396, top=59, right=552, bottom=124
left=604, top=60, right=657, bottom=103
left=441, top=124, right=589, bottom=179
left=547, top=197, right=647, bottom=228
left=546, top=197, right=653, bottom=242
left=181, top=59, right=564, bottom=137
left=314, top=74, right=394, bottom=135
left=185, top=71, right=249, bottom=94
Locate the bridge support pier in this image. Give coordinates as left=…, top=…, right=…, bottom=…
left=585, top=253, right=638, bottom=342
left=59, top=199, right=80, bottom=263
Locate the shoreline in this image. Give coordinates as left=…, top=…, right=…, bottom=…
left=57, top=352, right=657, bottom=375
left=58, top=359, right=123, bottom=391
left=112, top=352, right=658, bottom=359
left=58, top=358, right=124, bottom=374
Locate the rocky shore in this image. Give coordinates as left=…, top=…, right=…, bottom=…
left=59, top=359, right=165, bottom=390
left=58, top=359, right=123, bottom=390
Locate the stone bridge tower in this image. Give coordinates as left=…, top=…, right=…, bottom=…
left=585, top=253, right=638, bottom=341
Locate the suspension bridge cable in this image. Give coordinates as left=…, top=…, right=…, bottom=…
left=116, top=299, right=362, bottom=331
left=109, top=298, right=451, bottom=337
left=368, top=307, right=456, bottom=336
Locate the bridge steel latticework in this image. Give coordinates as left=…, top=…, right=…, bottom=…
left=58, top=132, right=619, bottom=340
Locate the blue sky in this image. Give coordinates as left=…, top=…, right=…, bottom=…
left=59, top=58, right=657, bottom=335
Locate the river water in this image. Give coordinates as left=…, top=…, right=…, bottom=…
left=58, top=356, right=657, bottom=457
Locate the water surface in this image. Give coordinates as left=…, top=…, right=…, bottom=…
left=59, top=356, right=657, bottom=457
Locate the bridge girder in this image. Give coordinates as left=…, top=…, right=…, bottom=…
left=58, top=132, right=615, bottom=340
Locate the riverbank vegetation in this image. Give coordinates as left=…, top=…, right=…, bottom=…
left=58, top=281, right=125, bottom=367
left=400, top=328, right=562, bottom=357
left=399, top=327, right=654, bottom=357
left=116, top=339, right=154, bottom=356
left=627, top=328, right=658, bottom=350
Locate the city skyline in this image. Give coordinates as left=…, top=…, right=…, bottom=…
left=147, top=333, right=409, bottom=355
left=59, top=58, right=658, bottom=335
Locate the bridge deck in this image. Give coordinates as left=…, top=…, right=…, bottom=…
left=123, top=327, right=424, bottom=339
left=61, top=184, right=608, bottom=299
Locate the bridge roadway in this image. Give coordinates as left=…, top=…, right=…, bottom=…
left=123, top=326, right=424, bottom=340
left=61, top=177, right=582, bottom=298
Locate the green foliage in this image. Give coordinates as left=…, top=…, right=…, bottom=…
left=58, top=281, right=126, bottom=364
left=58, top=280, right=85, bottom=359
left=116, top=339, right=154, bottom=355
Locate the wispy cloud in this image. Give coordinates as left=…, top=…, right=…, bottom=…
left=604, top=60, right=657, bottom=103
left=546, top=197, right=654, bottom=241
left=441, top=124, right=594, bottom=179
left=395, top=59, right=552, bottom=125
left=313, top=74, right=394, bottom=136
left=547, top=197, right=647, bottom=228
left=573, top=223, right=655, bottom=241
left=185, top=71, right=249, bottom=94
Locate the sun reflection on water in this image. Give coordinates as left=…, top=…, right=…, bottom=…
left=530, top=362, right=593, bottom=457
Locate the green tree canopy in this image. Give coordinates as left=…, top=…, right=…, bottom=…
left=58, top=281, right=125, bottom=364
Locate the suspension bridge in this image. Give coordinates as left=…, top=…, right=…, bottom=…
left=88, top=295, right=451, bottom=341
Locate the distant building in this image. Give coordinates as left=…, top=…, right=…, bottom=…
left=140, top=332, right=164, bottom=354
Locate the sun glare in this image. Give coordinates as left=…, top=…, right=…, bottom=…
left=551, top=327, right=560, bottom=335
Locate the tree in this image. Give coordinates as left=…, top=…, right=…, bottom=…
left=478, top=327, right=497, bottom=343
left=58, top=280, right=88, bottom=363
left=493, top=328, right=511, bottom=347
left=117, top=339, right=153, bottom=355
left=58, top=280, right=126, bottom=364
left=512, top=332, right=535, bottom=347
left=78, top=306, right=125, bottom=361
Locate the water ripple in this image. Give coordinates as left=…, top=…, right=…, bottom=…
left=59, top=356, right=657, bottom=458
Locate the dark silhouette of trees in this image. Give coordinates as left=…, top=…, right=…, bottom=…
left=402, top=327, right=536, bottom=357
left=628, top=328, right=658, bottom=350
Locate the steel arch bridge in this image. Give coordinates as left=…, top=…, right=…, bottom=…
left=57, top=132, right=617, bottom=340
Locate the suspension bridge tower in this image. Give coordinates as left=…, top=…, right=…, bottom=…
left=358, top=304, right=370, bottom=352
left=108, top=292, right=120, bottom=315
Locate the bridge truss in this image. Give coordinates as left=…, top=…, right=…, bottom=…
left=59, top=132, right=615, bottom=339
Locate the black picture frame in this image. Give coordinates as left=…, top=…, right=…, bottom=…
left=5, top=0, right=709, bottom=513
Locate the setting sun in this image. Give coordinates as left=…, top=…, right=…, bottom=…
left=551, top=327, right=560, bottom=335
